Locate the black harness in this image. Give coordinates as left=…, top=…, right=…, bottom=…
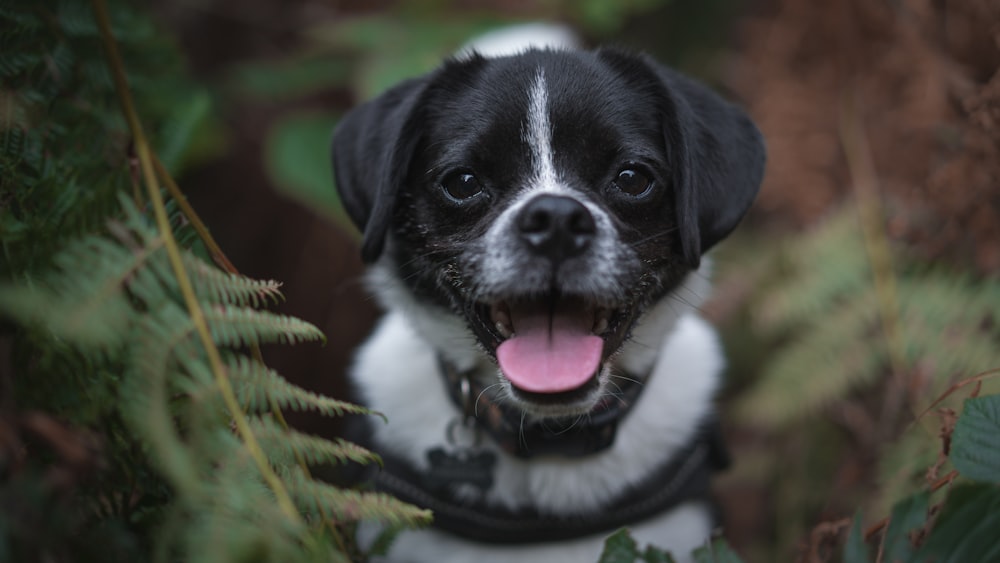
left=363, top=358, right=730, bottom=544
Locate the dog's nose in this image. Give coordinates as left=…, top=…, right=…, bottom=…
left=517, top=194, right=596, bottom=262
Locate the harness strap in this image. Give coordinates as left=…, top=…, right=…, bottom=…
left=371, top=420, right=729, bottom=544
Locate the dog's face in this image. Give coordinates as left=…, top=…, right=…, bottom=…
left=333, top=49, right=764, bottom=418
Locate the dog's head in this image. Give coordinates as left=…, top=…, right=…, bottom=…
left=332, top=48, right=764, bottom=418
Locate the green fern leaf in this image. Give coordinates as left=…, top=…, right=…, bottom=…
left=755, top=209, right=871, bottom=331
left=283, top=466, right=432, bottom=527
left=895, top=275, right=1000, bottom=385
left=737, top=288, right=884, bottom=426
left=0, top=233, right=161, bottom=349
left=117, top=197, right=282, bottom=310
left=205, top=306, right=326, bottom=348
left=250, top=417, right=382, bottom=468
left=742, top=207, right=1000, bottom=429
left=121, top=309, right=204, bottom=495
left=183, top=254, right=284, bottom=307
left=229, top=356, right=379, bottom=419
left=1, top=1, right=434, bottom=557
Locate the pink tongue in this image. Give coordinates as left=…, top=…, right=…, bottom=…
left=496, top=305, right=603, bottom=393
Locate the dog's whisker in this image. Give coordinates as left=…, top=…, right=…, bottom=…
left=629, top=226, right=681, bottom=247
left=604, top=378, right=624, bottom=395
left=601, top=381, right=630, bottom=408
left=604, top=391, right=626, bottom=408
left=395, top=253, right=455, bottom=281
left=518, top=411, right=528, bottom=449
left=674, top=281, right=708, bottom=304
left=474, top=383, right=504, bottom=417
left=667, top=292, right=709, bottom=316
left=539, top=414, right=586, bottom=435
left=607, top=373, right=644, bottom=386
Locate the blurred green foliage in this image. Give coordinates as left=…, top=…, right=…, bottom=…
left=253, top=0, right=678, bottom=231
left=1, top=0, right=427, bottom=560
left=720, top=204, right=1000, bottom=559
left=265, top=111, right=347, bottom=226
left=598, top=528, right=747, bottom=563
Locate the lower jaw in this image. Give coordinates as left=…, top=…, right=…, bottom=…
left=504, top=370, right=602, bottom=414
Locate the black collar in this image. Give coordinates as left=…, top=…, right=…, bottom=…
left=437, top=356, right=646, bottom=458
left=372, top=418, right=730, bottom=544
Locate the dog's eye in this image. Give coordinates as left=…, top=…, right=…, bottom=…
left=612, top=168, right=653, bottom=197
left=441, top=171, right=484, bottom=202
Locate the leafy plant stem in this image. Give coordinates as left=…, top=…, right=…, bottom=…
left=913, top=368, right=1000, bottom=425
left=150, top=153, right=271, bottom=372
left=269, top=402, right=351, bottom=551
left=839, top=91, right=914, bottom=436
left=128, top=155, right=144, bottom=208
left=91, top=0, right=304, bottom=527
left=863, top=470, right=957, bottom=543
left=152, top=154, right=238, bottom=274
left=152, top=151, right=346, bottom=548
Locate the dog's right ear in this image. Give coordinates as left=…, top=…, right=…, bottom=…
left=331, top=77, right=429, bottom=263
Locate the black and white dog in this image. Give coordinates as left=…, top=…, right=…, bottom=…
left=331, top=27, right=764, bottom=562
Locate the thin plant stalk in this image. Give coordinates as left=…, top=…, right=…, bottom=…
left=91, top=0, right=303, bottom=526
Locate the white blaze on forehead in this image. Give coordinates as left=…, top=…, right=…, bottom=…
left=471, top=67, right=631, bottom=301
left=526, top=69, right=558, bottom=189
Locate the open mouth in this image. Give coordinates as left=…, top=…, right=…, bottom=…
left=470, top=294, right=629, bottom=400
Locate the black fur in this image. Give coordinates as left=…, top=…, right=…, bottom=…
left=331, top=48, right=764, bottom=268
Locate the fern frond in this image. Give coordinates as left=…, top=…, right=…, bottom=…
left=0, top=233, right=161, bottom=349
left=183, top=254, right=284, bottom=307
left=282, top=466, right=432, bottom=527
left=4, top=1, right=431, bottom=558
left=121, top=305, right=204, bottom=495
left=249, top=417, right=382, bottom=469
left=895, top=274, right=1000, bottom=386
left=114, top=196, right=284, bottom=308
left=742, top=205, right=1000, bottom=428
left=755, top=209, right=872, bottom=330
left=873, top=426, right=942, bottom=517
left=228, top=356, right=379, bottom=419
left=737, top=288, right=884, bottom=426
left=170, top=455, right=332, bottom=563
left=205, top=306, right=326, bottom=348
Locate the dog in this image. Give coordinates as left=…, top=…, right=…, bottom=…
left=331, top=27, right=765, bottom=562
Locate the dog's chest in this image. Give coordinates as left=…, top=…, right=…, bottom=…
left=351, top=305, right=725, bottom=558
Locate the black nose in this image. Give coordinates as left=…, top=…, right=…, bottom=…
left=516, top=194, right=596, bottom=263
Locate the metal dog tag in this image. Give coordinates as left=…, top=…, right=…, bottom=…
left=421, top=417, right=497, bottom=493
left=423, top=447, right=496, bottom=493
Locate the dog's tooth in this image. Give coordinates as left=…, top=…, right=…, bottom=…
left=593, top=307, right=611, bottom=335
left=496, top=321, right=512, bottom=338
left=492, top=305, right=513, bottom=338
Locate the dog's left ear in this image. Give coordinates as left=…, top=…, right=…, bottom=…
left=598, top=49, right=766, bottom=267
left=331, top=77, right=429, bottom=263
